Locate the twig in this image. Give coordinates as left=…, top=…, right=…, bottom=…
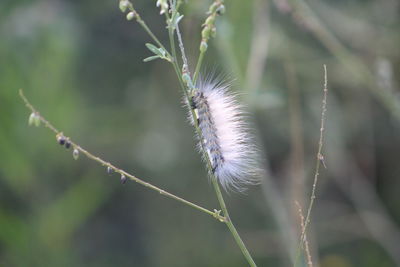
left=295, top=201, right=313, bottom=267
left=19, top=89, right=226, bottom=223
left=294, top=64, right=328, bottom=266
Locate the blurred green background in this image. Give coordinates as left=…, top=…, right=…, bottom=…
left=1, top=0, right=400, bottom=266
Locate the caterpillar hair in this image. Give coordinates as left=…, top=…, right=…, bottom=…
left=187, top=75, right=260, bottom=191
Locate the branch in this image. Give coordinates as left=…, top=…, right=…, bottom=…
left=294, top=64, right=328, bottom=266
left=19, top=89, right=226, bottom=223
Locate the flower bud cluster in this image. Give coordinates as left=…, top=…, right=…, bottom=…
left=199, top=0, right=225, bottom=53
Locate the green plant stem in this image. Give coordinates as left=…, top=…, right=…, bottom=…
left=130, top=3, right=257, bottom=265
left=166, top=3, right=257, bottom=265
left=19, top=89, right=226, bottom=223
left=210, top=176, right=257, bottom=267
left=193, top=51, right=205, bottom=84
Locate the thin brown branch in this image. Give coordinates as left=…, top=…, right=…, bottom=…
left=19, top=89, right=226, bottom=223
left=295, top=201, right=313, bottom=267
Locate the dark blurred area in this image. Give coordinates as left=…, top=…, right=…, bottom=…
left=1, top=0, right=400, bottom=266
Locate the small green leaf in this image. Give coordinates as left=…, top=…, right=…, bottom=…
left=145, top=43, right=160, bottom=55
left=143, top=55, right=160, bottom=62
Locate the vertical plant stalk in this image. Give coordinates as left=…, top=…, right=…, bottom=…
left=121, top=1, right=256, bottom=265
left=168, top=1, right=257, bottom=266
left=295, top=201, right=313, bottom=267
left=294, top=64, right=328, bottom=266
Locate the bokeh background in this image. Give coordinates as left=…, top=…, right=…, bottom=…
left=1, top=0, right=400, bottom=266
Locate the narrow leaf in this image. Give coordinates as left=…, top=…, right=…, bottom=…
left=143, top=55, right=160, bottom=62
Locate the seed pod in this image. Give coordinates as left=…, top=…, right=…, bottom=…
left=56, top=134, right=66, bottom=145
left=120, top=174, right=127, bottom=184
left=72, top=148, right=79, bottom=160
left=107, top=166, right=113, bottom=175
left=65, top=140, right=71, bottom=149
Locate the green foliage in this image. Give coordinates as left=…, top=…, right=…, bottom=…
left=1, top=0, right=400, bottom=266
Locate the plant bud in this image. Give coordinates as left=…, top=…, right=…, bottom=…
left=201, top=26, right=211, bottom=40
left=211, top=27, right=217, bottom=38
left=119, top=0, right=129, bottom=13
left=107, top=166, right=113, bottom=175
left=73, top=148, right=79, bottom=160
left=126, top=11, right=135, bottom=20
left=28, top=113, right=35, bottom=126
left=65, top=140, right=71, bottom=149
left=216, top=5, right=225, bottom=15
left=57, top=134, right=66, bottom=145
left=205, top=16, right=215, bottom=26
left=33, top=115, right=41, bottom=127
left=120, top=174, right=127, bottom=184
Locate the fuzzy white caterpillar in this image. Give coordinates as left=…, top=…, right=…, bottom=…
left=188, top=77, right=259, bottom=191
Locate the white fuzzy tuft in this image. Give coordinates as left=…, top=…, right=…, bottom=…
left=187, top=76, right=260, bottom=191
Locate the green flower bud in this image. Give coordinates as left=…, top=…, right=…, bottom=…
left=119, top=0, right=129, bottom=13
left=28, top=113, right=35, bottom=126
left=126, top=11, right=135, bottom=20
left=201, top=26, right=211, bottom=40
left=211, top=26, right=217, bottom=38
left=205, top=16, right=215, bottom=26
left=33, top=115, right=40, bottom=127
left=209, top=3, right=219, bottom=14
left=217, top=5, right=225, bottom=15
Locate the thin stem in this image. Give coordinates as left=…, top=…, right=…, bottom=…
left=125, top=3, right=174, bottom=62
left=19, top=89, right=226, bottom=223
left=166, top=3, right=257, bottom=265
left=193, top=51, right=205, bottom=84
left=127, top=2, right=256, bottom=265
left=294, top=65, right=328, bottom=266
left=211, top=176, right=257, bottom=267
left=295, top=201, right=313, bottom=267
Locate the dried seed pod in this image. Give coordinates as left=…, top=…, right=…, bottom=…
left=120, top=174, right=127, bottom=184
left=72, top=148, right=79, bottom=160
left=56, top=134, right=66, bottom=145
left=65, top=140, right=71, bottom=149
